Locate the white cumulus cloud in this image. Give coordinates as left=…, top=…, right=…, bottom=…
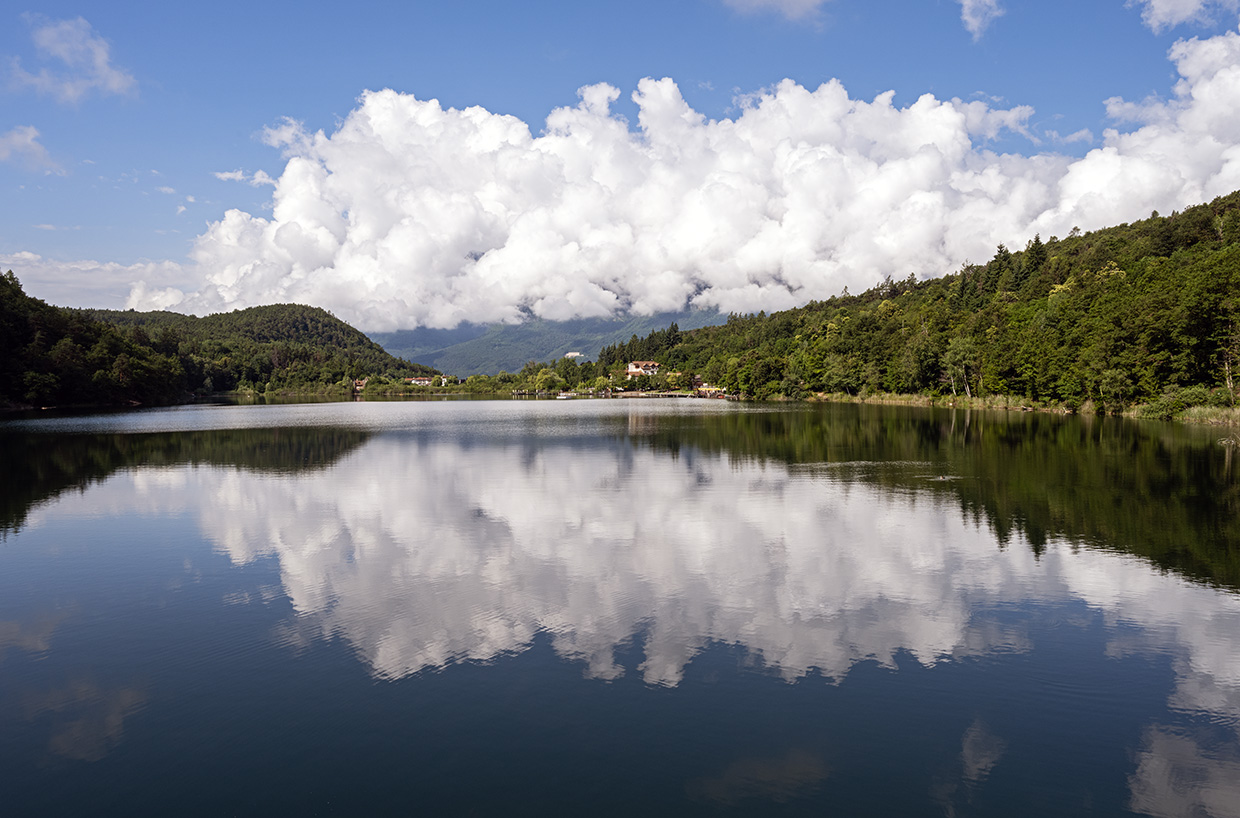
left=8, top=16, right=136, bottom=104
left=111, top=26, right=1240, bottom=331
left=1128, top=0, right=1240, bottom=32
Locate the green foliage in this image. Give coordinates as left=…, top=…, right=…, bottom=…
left=534, top=367, right=564, bottom=393
left=1135, top=385, right=1233, bottom=420
left=608, top=191, right=1240, bottom=408
left=79, top=302, right=436, bottom=395
left=0, top=274, right=436, bottom=408
left=0, top=271, right=190, bottom=408
left=597, top=322, right=682, bottom=369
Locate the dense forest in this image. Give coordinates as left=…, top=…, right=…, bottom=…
left=580, top=191, right=1240, bottom=415
left=0, top=274, right=434, bottom=409
left=81, top=302, right=436, bottom=392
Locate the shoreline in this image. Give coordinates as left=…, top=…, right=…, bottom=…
left=804, top=391, right=1240, bottom=426
left=6, top=388, right=1239, bottom=428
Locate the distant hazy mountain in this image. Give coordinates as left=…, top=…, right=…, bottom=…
left=369, top=310, right=726, bottom=375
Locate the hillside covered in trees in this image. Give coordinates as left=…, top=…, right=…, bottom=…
left=0, top=275, right=434, bottom=409
left=81, top=303, right=435, bottom=392
left=590, top=191, right=1240, bottom=414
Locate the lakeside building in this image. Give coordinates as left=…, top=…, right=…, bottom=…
left=626, top=361, right=660, bottom=379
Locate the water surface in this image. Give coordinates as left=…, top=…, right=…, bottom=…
left=1, top=399, right=1238, bottom=816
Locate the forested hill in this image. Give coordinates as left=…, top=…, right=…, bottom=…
left=603, top=190, right=1240, bottom=412
left=78, top=303, right=437, bottom=394
left=1, top=278, right=434, bottom=409
left=82, top=302, right=381, bottom=347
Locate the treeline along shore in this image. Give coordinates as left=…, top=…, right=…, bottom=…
left=4, top=188, right=1240, bottom=420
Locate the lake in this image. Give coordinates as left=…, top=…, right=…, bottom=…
left=1, top=398, right=1238, bottom=816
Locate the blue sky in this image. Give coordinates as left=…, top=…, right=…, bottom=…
left=3, top=0, right=1240, bottom=327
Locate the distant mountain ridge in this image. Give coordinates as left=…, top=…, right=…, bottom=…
left=368, top=310, right=727, bottom=375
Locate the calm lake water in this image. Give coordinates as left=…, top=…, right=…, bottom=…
left=2, top=398, right=1239, bottom=816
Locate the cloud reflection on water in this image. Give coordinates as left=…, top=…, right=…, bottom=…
left=41, top=431, right=1240, bottom=695
left=185, top=438, right=1040, bottom=686
left=20, top=680, right=147, bottom=762
left=27, top=425, right=1240, bottom=812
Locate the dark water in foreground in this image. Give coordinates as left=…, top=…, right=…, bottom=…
left=1, top=399, right=1239, bottom=817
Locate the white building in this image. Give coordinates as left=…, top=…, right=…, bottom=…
left=626, top=361, right=660, bottom=379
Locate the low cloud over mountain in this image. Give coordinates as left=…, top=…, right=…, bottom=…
left=129, top=28, right=1240, bottom=330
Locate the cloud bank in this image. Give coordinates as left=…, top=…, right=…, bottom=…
left=127, top=27, right=1240, bottom=331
